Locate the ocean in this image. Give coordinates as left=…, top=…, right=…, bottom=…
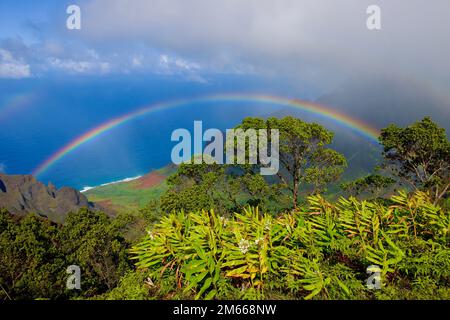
left=0, top=75, right=297, bottom=190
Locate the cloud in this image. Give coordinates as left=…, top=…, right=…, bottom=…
left=0, top=34, right=208, bottom=79
left=1, top=37, right=115, bottom=75
left=0, top=163, right=6, bottom=173
left=2, top=0, right=450, bottom=93
left=131, top=55, right=143, bottom=67
left=47, top=57, right=110, bottom=74
left=156, top=54, right=207, bottom=82
left=78, top=0, right=450, bottom=88
left=158, top=54, right=200, bottom=72
left=0, top=48, right=31, bottom=79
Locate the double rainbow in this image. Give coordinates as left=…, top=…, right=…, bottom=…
left=32, top=93, right=380, bottom=177
left=0, top=92, right=39, bottom=121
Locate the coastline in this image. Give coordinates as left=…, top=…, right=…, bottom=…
left=80, top=175, right=142, bottom=193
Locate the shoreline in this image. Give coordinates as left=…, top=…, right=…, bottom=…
left=80, top=175, right=142, bottom=193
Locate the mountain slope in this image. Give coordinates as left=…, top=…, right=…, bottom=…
left=83, top=165, right=176, bottom=213
left=0, top=174, right=101, bottom=223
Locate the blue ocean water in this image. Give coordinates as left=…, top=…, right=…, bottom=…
left=0, top=75, right=295, bottom=190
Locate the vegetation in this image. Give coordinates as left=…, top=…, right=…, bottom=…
left=157, top=116, right=347, bottom=215
left=379, top=117, right=449, bottom=204
left=0, top=209, right=131, bottom=300
left=160, top=162, right=281, bottom=215
left=237, top=117, right=347, bottom=207
left=0, top=116, right=448, bottom=300
left=131, top=191, right=449, bottom=300
left=84, top=166, right=175, bottom=213
left=340, top=174, right=395, bottom=199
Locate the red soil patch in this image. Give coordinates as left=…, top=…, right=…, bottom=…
left=133, top=172, right=166, bottom=190
left=96, top=199, right=120, bottom=216
left=96, top=199, right=113, bottom=208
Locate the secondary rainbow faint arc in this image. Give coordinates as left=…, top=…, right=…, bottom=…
left=0, top=92, right=39, bottom=121
left=32, top=93, right=380, bottom=177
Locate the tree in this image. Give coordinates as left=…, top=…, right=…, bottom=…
left=238, top=116, right=347, bottom=208
left=160, top=116, right=346, bottom=212
left=0, top=208, right=132, bottom=300
left=160, top=161, right=279, bottom=214
left=58, top=209, right=131, bottom=297
left=160, top=162, right=225, bottom=213
left=379, top=117, right=450, bottom=204
left=340, top=174, right=395, bottom=199
left=0, top=210, right=64, bottom=300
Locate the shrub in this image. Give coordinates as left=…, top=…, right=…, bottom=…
left=131, top=191, right=449, bottom=300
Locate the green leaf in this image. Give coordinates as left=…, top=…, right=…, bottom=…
left=196, top=278, right=212, bottom=299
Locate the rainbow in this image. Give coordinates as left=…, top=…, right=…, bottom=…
left=32, top=93, right=380, bottom=177
left=0, top=92, right=38, bottom=121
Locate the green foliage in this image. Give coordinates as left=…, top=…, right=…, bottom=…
left=379, top=117, right=450, bottom=204
left=160, top=116, right=348, bottom=214
left=0, top=209, right=132, bottom=300
left=0, top=210, right=63, bottom=300
left=58, top=209, right=132, bottom=297
left=132, top=191, right=449, bottom=300
left=160, top=160, right=281, bottom=215
left=234, top=116, right=347, bottom=207
left=2, top=116, right=448, bottom=301
left=96, top=271, right=151, bottom=300
left=340, top=174, right=395, bottom=199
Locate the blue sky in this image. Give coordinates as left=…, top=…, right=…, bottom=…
left=0, top=0, right=64, bottom=38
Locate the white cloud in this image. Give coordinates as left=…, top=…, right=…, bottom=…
left=156, top=53, right=206, bottom=82
left=159, top=55, right=169, bottom=66
left=47, top=57, right=110, bottom=74
left=0, top=49, right=31, bottom=79
left=185, top=73, right=208, bottom=84
left=158, top=54, right=200, bottom=72
left=0, top=162, right=6, bottom=173
left=1, top=37, right=206, bottom=78
left=132, top=55, right=143, bottom=67
left=48, top=57, right=93, bottom=73
left=99, top=62, right=111, bottom=73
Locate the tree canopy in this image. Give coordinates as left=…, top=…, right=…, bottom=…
left=379, top=117, right=449, bottom=204
left=0, top=209, right=131, bottom=300
left=340, top=174, right=395, bottom=199
left=238, top=116, right=347, bottom=208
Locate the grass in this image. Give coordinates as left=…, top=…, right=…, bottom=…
left=85, top=165, right=176, bottom=213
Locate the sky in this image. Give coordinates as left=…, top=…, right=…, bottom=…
left=1, top=0, right=450, bottom=94
left=0, top=1, right=449, bottom=186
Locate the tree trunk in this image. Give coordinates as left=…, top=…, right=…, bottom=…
left=293, top=180, right=299, bottom=209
